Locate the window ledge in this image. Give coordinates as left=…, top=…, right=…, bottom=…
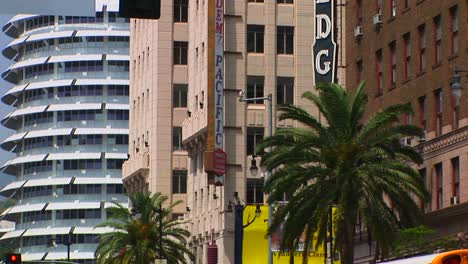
left=247, top=52, right=265, bottom=56
left=416, top=70, right=426, bottom=77
left=448, top=53, right=459, bottom=61
left=432, top=62, right=442, bottom=70
left=402, top=7, right=411, bottom=14
left=416, top=0, right=425, bottom=5
left=247, top=104, right=266, bottom=110
left=387, top=16, right=396, bottom=23
left=277, top=53, right=294, bottom=57
left=374, top=91, right=383, bottom=98
left=401, top=78, right=412, bottom=85
left=388, top=84, right=396, bottom=90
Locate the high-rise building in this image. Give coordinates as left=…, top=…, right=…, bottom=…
left=0, top=3, right=130, bottom=263
left=345, top=0, right=467, bottom=262
left=124, top=0, right=346, bottom=263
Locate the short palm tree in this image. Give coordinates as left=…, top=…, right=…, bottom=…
left=95, top=192, right=194, bottom=264
left=257, top=82, right=429, bottom=264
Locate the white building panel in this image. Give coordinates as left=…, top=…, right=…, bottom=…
left=26, top=79, right=73, bottom=90
left=47, top=103, right=102, bottom=112
left=6, top=35, right=28, bottom=48
left=46, top=152, right=101, bottom=160
left=2, top=132, right=27, bottom=143
left=10, top=57, right=48, bottom=70
left=75, top=79, right=129, bottom=86
left=25, top=128, right=73, bottom=138
left=7, top=203, right=47, bottom=214
left=74, top=128, right=128, bottom=135
left=76, top=30, right=130, bottom=37
left=105, top=103, right=129, bottom=110
left=8, top=154, right=47, bottom=165
left=24, top=177, right=72, bottom=187
left=23, top=227, right=71, bottom=237
left=104, top=153, right=128, bottom=159
left=26, top=30, right=74, bottom=42
left=106, top=54, right=129, bottom=61
left=0, top=229, right=25, bottom=240
left=73, top=227, right=114, bottom=234
left=48, top=54, right=102, bottom=63
left=74, top=177, right=122, bottom=184
left=22, top=253, right=46, bottom=261
left=9, top=105, right=47, bottom=118
left=0, top=180, right=26, bottom=192
left=4, top=84, right=28, bottom=96
left=46, top=202, right=101, bottom=210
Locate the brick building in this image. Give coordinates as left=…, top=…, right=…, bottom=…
left=345, top=0, right=468, bottom=262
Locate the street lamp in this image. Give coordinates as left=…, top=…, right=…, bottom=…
left=131, top=206, right=165, bottom=260
left=451, top=68, right=467, bottom=106
left=48, top=232, right=72, bottom=261
left=239, top=91, right=273, bottom=264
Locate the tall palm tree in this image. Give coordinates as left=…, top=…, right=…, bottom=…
left=95, top=192, right=194, bottom=264
left=257, top=82, right=429, bottom=264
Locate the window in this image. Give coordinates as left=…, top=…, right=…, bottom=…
left=247, top=25, right=265, bottom=53
left=450, top=6, right=459, bottom=54
left=173, top=84, right=188, bottom=108
left=56, top=209, right=101, bottom=219
left=173, top=41, right=188, bottom=65
left=247, top=76, right=265, bottom=104
left=247, top=179, right=264, bottom=204
left=63, top=159, right=102, bottom=170
left=376, top=0, right=383, bottom=14
left=23, top=186, right=53, bottom=198
left=389, top=41, right=396, bottom=87
left=247, top=127, right=264, bottom=156
left=277, top=77, right=294, bottom=104
left=107, top=159, right=124, bottom=169
left=356, top=0, right=363, bottom=25
left=23, top=161, right=53, bottom=175
left=418, top=96, right=427, bottom=133
left=172, top=127, right=183, bottom=150
left=174, top=0, right=188, bottom=22
left=375, top=49, right=383, bottom=95
left=418, top=24, right=426, bottom=71
left=108, top=110, right=129, bottom=120
left=435, top=163, right=443, bottom=209
left=434, top=89, right=443, bottom=136
left=172, top=170, right=187, bottom=194
left=107, top=184, right=125, bottom=194
left=403, top=33, right=411, bottom=79
left=404, top=0, right=409, bottom=9
left=451, top=157, right=460, bottom=201
left=108, top=85, right=129, bottom=96
left=277, top=0, right=293, bottom=3
left=356, top=60, right=363, bottom=85
left=390, top=0, right=396, bottom=17
left=433, top=15, right=442, bottom=64
left=248, top=0, right=264, bottom=2
left=277, top=26, right=294, bottom=54
left=77, top=135, right=102, bottom=145
left=419, top=168, right=427, bottom=211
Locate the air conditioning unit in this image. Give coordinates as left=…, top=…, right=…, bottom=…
left=400, top=137, right=412, bottom=146
left=373, top=14, right=383, bottom=25
left=450, top=196, right=459, bottom=205
left=354, top=26, right=363, bottom=37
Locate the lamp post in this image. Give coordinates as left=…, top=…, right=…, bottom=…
left=239, top=91, right=273, bottom=264
left=452, top=68, right=467, bottom=105
left=48, top=232, right=72, bottom=261
left=131, top=206, right=165, bottom=260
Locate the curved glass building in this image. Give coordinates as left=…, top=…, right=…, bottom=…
left=0, top=6, right=129, bottom=263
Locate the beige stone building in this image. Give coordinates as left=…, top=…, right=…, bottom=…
left=124, top=0, right=346, bottom=263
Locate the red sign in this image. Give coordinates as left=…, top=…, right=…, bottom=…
left=213, top=148, right=226, bottom=176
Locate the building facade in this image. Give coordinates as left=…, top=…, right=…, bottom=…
left=124, top=1, right=346, bottom=263
left=345, top=0, right=467, bottom=262
left=0, top=3, right=130, bottom=263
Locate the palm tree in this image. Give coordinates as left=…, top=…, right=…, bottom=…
left=257, top=82, right=430, bottom=264
left=95, top=192, right=194, bottom=264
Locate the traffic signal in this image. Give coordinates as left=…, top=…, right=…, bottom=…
left=5, top=253, right=21, bottom=264
left=119, top=0, right=161, bottom=19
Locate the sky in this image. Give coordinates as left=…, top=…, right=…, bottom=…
left=0, top=14, right=15, bottom=189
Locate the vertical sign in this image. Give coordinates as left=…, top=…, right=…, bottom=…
left=313, top=0, right=336, bottom=84
left=214, top=0, right=224, bottom=150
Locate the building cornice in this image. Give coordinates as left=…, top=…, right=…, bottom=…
left=417, top=126, right=468, bottom=159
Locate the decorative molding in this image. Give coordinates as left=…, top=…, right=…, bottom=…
left=417, top=126, right=468, bottom=159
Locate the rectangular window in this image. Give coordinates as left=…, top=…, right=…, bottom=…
left=173, top=41, right=188, bottom=65
left=419, top=168, right=427, bottom=211
left=247, top=179, right=264, bottom=204
left=390, top=0, right=396, bottom=17
left=247, top=127, right=264, bottom=156
left=376, top=49, right=383, bottom=95
left=172, top=170, right=187, bottom=194
left=277, top=0, right=293, bottom=3
left=403, top=33, right=411, bottom=79
left=418, top=96, right=427, bottom=133
left=356, top=60, right=363, bottom=85
left=450, top=6, right=459, bottom=54
left=433, top=15, right=442, bottom=64
left=247, top=76, right=265, bottom=104
left=418, top=24, right=426, bottom=71
left=247, top=25, right=265, bottom=53
left=172, top=127, right=183, bottom=150
left=248, top=0, right=264, bottom=2
left=376, top=0, right=383, bottom=14
left=174, top=0, right=188, bottom=23
left=404, top=0, right=409, bottom=9
left=451, top=157, right=460, bottom=201
left=389, top=41, right=396, bottom=87
left=434, top=89, right=443, bottom=136
left=356, top=0, right=363, bottom=25
left=277, top=77, right=294, bottom=105
left=173, top=84, right=188, bottom=108
left=277, top=26, right=294, bottom=54
left=435, top=163, right=443, bottom=209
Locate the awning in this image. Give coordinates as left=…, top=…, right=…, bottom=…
left=105, top=202, right=128, bottom=209
left=46, top=202, right=101, bottom=210
left=76, top=30, right=129, bottom=37
left=106, top=54, right=129, bottom=61
left=47, top=152, right=102, bottom=160
left=7, top=15, right=39, bottom=24
left=9, top=105, right=47, bottom=118
left=0, top=229, right=26, bottom=240
left=74, top=128, right=128, bottom=135
left=47, top=103, right=102, bottom=112
left=8, top=154, right=47, bottom=165
left=4, top=203, right=47, bottom=215
left=105, top=103, right=128, bottom=110
left=2, top=132, right=27, bottom=143
left=25, top=128, right=73, bottom=138
left=3, top=84, right=28, bottom=96
left=26, top=30, right=74, bottom=42
left=74, top=177, right=122, bottom=184
left=46, top=251, right=96, bottom=260
left=0, top=180, right=26, bottom=192
left=21, top=252, right=46, bottom=261
left=10, top=57, right=49, bottom=70
left=24, top=177, right=72, bottom=187
left=75, top=79, right=129, bottom=86
left=105, top=153, right=128, bottom=159
left=26, top=79, right=74, bottom=90
left=73, top=227, right=114, bottom=234
left=6, top=35, right=28, bottom=48
left=23, top=227, right=71, bottom=237
left=48, top=54, right=102, bottom=63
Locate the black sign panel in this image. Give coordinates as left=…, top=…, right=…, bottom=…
left=313, top=0, right=336, bottom=84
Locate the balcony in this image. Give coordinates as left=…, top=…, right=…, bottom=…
left=122, top=152, right=150, bottom=192
left=182, top=108, right=207, bottom=142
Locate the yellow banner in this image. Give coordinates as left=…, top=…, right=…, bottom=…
left=243, top=205, right=339, bottom=264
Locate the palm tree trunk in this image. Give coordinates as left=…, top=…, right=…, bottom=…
left=340, top=212, right=357, bottom=264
